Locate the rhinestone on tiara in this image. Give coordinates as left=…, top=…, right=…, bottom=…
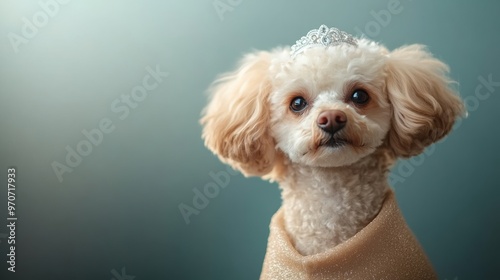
left=290, top=24, right=358, bottom=58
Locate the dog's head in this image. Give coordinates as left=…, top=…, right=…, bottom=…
left=201, top=27, right=464, bottom=181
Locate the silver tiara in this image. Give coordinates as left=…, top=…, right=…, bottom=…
left=290, top=24, right=358, bottom=58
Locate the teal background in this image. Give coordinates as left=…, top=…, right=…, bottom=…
left=1, top=0, right=499, bottom=279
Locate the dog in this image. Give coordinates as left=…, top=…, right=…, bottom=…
left=201, top=25, right=464, bottom=276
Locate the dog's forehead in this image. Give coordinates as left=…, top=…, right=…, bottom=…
left=277, top=44, right=387, bottom=89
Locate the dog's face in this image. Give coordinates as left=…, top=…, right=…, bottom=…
left=201, top=38, right=464, bottom=181
left=269, top=44, right=392, bottom=167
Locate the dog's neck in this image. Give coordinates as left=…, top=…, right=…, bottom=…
left=278, top=150, right=392, bottom=256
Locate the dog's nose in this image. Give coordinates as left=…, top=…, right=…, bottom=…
left=317, top=110, right=347, bottom=134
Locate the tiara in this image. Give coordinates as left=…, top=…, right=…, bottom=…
left=290, top=24, right=358, bottom=58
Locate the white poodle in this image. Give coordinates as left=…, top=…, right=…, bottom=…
left=201, top=25, right=464, bottom=278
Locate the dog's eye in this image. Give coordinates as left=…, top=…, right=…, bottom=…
left=350, top=89, right=369, bottom=105
left=290, top=97, right=308, bottom=112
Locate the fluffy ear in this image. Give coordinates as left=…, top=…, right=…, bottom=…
left=385, top=45, right=465, bottom=158
left=201, top=51, right=277, bottom=177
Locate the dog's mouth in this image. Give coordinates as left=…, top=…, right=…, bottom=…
left=319, top=137, right=351, bottom=148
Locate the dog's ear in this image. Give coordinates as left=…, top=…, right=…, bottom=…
left=385, top=45, right=465, bottom=158
left=201, top=51, right=279, bottom=177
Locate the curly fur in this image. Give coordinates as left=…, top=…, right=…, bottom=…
left=201, top=38, right=464, bottom=256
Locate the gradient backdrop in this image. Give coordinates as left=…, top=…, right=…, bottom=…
left=1, top=0, right=499, bottom=279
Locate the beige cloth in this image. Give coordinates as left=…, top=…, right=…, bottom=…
left=260, top=190, right=437, bottom=280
